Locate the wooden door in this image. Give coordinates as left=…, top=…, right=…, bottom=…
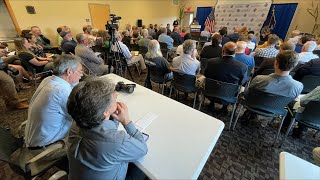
left=88, top=3, right=110, bottom=30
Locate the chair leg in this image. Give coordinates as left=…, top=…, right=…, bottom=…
left=161, top=83, right=165, bottom=95
left=198, top=94, right=203, bottom=110
left=169, top=85, right=173, bottom=97
left=279, top=118, right=296, bottom=148
left=232, top=104, right=243, bottom=130
left=193, top=92, right=197, bottom=109
left=273, top=114, right=286, bottom=147
left=229, top=103, right=237, bottom=130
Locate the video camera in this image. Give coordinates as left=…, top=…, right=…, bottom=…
left=105, top=14, right=121, bottom=32
left=115, top=81, right=136, bottom=94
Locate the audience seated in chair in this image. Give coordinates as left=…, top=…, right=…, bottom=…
left=200, top=34, right=222, bottom=59
left=60, top=30, right=77, bottom=55
left=204, top=42, right=248, bottom=113
left=0, top=69, right=28, bottom=110
left=176, top=33, right=198, bottom=57
left=138, top=29, right=151, bottom=48
left=22, top=55, right=82, bottom=170
left=30, top=26, right=51, bottom=48
left=235, top=41, right=255, bottom=68
left=83, top=25, right=96, bottom=47
left=254, top=34, right=279, bottom=58
left=294, top=35, right=313, bottom=53
left=200, top=26, right=212, bottom=39
left=170, top=26, right=183, bottom=47
left=14, top=38, right=54, bottom=73
left=158, top=27, right=174, bottom=50
left=111, top=31, right=147, bottom=72
left=67, top=77, right=148, bottom=180
left=25, top=33, right=48, bottom=58
left=293, top=58, right=320, bottom=81
left=226, top=27, right=240, bottom=43
left=242, top=50, right=303, bottom=122
left=172, top=40, right=200, bottom=76
left=287, top=30, right=301, bottom=45
left=254, top=41, right=296, bottom=77
left=145, top=40, right=173, bottom=81
left=75, top=33, right=111, bottom=75
left=298, top=41, right=319, bottom=64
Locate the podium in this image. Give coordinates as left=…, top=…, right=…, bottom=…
left=190, top=25, right=201, bottom=36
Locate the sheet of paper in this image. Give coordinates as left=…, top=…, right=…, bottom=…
left=135, top=112, right=158, bottom=132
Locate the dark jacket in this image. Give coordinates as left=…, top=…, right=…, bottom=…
left=293, top=58, right=320, bottom=81
left=200, top=45, right=222, bottom=59
left=170, top=32, right=183, bottom=47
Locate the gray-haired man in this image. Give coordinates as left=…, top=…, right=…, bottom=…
left=25, top=54, right=83, bottom=149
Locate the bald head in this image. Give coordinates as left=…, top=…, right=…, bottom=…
left=280, top=41, right=296, bottom=52
left=236, top=41, right=247, bottom=53
left=223, top=42, right=237, bottom=56
left=302, top=41, right=317, bottom=52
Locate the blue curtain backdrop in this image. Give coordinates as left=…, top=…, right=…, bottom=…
left=261, top=3, right=298, bottom=41
left=196, top=7, right=212, bottom=31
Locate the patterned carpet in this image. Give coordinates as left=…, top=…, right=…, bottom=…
left=0, top=70, right=319, bottom=180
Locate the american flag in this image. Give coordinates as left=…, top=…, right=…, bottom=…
left=205, top=8, right=215, bottom=33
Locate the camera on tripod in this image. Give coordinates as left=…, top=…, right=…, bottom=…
left=115, top=81, right=136, bottom=94
left=106, top=14, right=121, bottom=32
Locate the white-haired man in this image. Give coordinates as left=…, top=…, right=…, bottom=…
left=288, top=30, right=301, bottom=45
left=235, top=41, right=255, bottom=68
left=298, top=41, right=319, bottom=64
left=138, top=29, right=151, bottom=48
left=111, top=31, right=146, bottom=72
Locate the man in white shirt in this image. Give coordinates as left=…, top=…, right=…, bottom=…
left=172, top=40, right=200, bottom=76
left=111, top=31, right=146, bottom=71
left=298, top=41, right=319, bottom=64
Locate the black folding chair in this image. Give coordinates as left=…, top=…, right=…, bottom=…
left=145, top=60, right=172, bottom=94
left=233, top=90, right=295, bottom=146
left=313, top=50, right=320, bottom=57
left=169, top=71, right=198, bottom=108
left=200, top=58, right=208, bottom=75
left=300, top=75, right=320, bottom=94
left=280, top=101, right=320, bottom=147
left=254, top=56, right=266, bottom=68
left=159, top=42, right=169, bottom=59
left=139, top=46, right=148, bottom=58
left=20, top=59, right=52, bottom=87
left=198, top=78, right=241, bottom=129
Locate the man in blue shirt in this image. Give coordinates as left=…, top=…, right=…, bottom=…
left=158, top=27, right=174, bottom=49
left=25, top=54, right=83, bottom=149
left=67, top=77, right=148, bottom=180
left=235, top=41, right=255, bottom=68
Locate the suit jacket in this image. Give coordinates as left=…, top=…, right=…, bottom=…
left=293, top=58, right=320, bottom=81
left=200, top=45, right=222, bottom=59
left=37, top=35, right=51, bottom=46
left=170, top=32, right=183, bottom=47
left=205, top=56, right=248, bottom=85
left=61, top=39, right=77, bottom=55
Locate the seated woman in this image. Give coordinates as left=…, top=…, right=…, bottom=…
left=96, top=29, right=111, bottom=49
left=14, top=38, right=54, bottom=73
left=25, top=33, right=54, bottom=60
left=145, top=40, right=173, bottom=81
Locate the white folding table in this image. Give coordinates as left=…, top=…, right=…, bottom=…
left=101, top=74, right=225, bottom=179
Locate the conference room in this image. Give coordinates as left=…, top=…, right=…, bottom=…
left=0, top=0, right=320, bottom=179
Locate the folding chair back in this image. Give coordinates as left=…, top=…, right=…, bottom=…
left=200, top=58, right=208, bottom=74
left=254, top=56, right=266, bottom=67
left=204, top=78, right=241, bottom=104
left=171, top=71, right=197, bottom=93
left=295, top=101, right=320, bottom=130
left=301, top=75, right=320, bottom=94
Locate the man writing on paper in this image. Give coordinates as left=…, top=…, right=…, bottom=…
left=67, top=77, right=148, bottom=180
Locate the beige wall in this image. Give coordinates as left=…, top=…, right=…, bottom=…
left=7, top=0, right=319, bottom=45
left=8, top=0, right=179, bottom=45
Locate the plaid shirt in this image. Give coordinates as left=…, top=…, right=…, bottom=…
left=254, top=46, right=279, bottom=58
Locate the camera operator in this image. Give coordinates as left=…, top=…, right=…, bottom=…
left=111, top=31, right=147, bottom=73
left=0, top=57, right=28, bottom=110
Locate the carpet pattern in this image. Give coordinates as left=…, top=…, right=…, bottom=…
left=0, top=70, right=319, bottom=180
